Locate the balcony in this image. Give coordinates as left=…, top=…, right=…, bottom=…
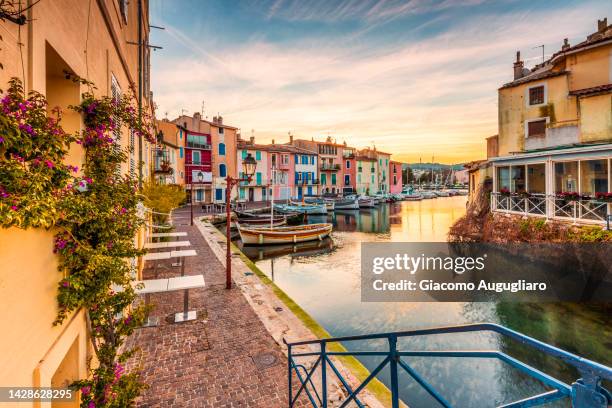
left=320, top=163, right=341, bottom=171
left=491, top=192, right=611, bottom=224
left=153, top=149, right=173, bottom=174
left=343, top=152, right=355, bottom=159
left=186, top=141, right=212, bottom=150
left=298, top=178, right=319, bottom=186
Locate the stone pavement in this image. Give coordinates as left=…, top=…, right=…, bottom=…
left=126, top=207, right=310, bottom=407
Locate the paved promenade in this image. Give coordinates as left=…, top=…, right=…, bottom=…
left=127, top=207, right=309, bottom=407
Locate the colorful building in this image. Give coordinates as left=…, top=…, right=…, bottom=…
left=488, top=18, right=612, bottom=224
left=182, top=127, right=213, bottom=203
left=357, top=147, right=391, bottom=194
left=172, top=113, right=239, bottom=203
left=389, top=161, right=403, bottom=194
left=355, top=156, right=377, bottom=195
left=342, top=144, right=357, bottom=195
left=155, top=119, right=185, bottom=185
left=237, top=137, right=270, bottom=202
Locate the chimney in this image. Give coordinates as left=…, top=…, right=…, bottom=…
left=562, top=38, right=570, bottom=51
left=218, top=115, right=223, bottom=125
left=598, top=18, right=608, bottom=32
left=272, top=138, right=275, bottom=144
left=513, top=51, right=524, bottom=80
left=250, top=136, right=255, bottom=144
left=194, top=112, right=201, bottom=121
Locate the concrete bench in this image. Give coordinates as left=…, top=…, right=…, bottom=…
left=135, top=275, right=205, bottom=325
left=143, top=240, right=191, bottom=249
left=150, top=232, right=188, bottom=238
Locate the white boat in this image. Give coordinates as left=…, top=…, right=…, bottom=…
left=304, top=198, right=335, bottom=211
left=433, top=191, right=450, bottom=197
left=420, top=191, right=438, bottom=199
left=402, top=193, right=423, bottom=201
left=333, top=196, right=360, bottom=210
left=275, top=203, right=328, bottom=215
left=237, top=222, right=333, bottom=245
left=358, top=196, right=376, bottom=208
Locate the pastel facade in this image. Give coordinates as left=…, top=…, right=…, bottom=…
left=0, top=0, right=153, bottom=400
left=172, top=113, right=239, bottom=203
left=490, top=18, right=612, bottom=224
left=355, top=156, right=377, bottom=195
left=389, top=161, right=403, bottom=193
left=155, top=119, right=184, bottom=185
left=237, top=139, right=270, bottom=202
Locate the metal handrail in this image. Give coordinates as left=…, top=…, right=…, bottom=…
left=285, top=323, right=612, bottom=408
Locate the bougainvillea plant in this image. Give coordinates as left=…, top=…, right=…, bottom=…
left=55, top=84, right=153, bottom=407
left=0, top=78, right=75, bottom=228
left=0, top=77, right=154, bottom=407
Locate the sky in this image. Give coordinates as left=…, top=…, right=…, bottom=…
left=149, top=0, right=610, bottom=164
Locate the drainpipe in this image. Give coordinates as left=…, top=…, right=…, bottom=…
left=137, top=0, right=143, bottom=188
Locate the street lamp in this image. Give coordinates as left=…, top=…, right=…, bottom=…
left=225, top=153, right=257, bottom=289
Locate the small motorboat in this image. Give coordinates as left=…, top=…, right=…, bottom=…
left=433, top=190, right=450, bottom=197
left=420, top=191, right=438, bottom=199
left=358, top=196, right=376, bottom=208
left=275, top=203, right=328, bottom=215
left=402, top=193, right=423, bottom=201
left=237, top=222, right=333, bottom=245
left=333, top=196, right=359, bottom=210
left=304, top=197, right=335, bottom=211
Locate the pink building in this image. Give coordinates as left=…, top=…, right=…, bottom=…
left=389, top=160, right=403, bottom=194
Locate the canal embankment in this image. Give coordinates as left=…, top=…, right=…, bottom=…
left=196, top=217, right=394, bottom=407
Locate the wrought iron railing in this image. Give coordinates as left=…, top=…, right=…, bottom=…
left=491, top=192, right=610, bottom=223
left=285, top=323, right=611, bottom=408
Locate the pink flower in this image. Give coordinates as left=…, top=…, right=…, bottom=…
left=81, top=386, right=91, bottom=396
left=88, top=401, right=95, bottom=408
left=45, top=160, right=55, bottom=169
left=10, top=205, right=18, bottom=211
left=0, top=136, right=4, bottom=143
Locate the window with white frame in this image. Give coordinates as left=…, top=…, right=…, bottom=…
left=527, top=84, right=546, bottom=107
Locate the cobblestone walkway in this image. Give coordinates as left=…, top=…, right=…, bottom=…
left=127, top=207, right=309, bottom=407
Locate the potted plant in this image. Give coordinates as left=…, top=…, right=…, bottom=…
left=595, top=192, right=612, bottom=202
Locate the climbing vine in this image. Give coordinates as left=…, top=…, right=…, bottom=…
left=0, top=77, right=155, bottom=407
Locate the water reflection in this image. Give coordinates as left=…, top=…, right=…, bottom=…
left=235, top=196, right=610, bottom=407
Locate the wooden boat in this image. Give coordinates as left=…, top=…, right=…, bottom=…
left=358, top=197, right=376, bottom=208
left=237, top=222, right=333, bottom=245
left=275, top=203, right=327, bottom=215
left=303, top=198, right=335, bottom=211
left=239, top=218, right=287, bottom=227
left=333, top=196, right=359, bottom=210
left=235, top=208, right=305, bottom=224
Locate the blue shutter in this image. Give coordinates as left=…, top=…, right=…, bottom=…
left=295, top=172, right=299, bottom=183
left=294, top=154, right=298, bottom=163
left=256, top=151, right=261, bottom=160
left=242, top=150, right=247, bottom=159
left=219, top=143, right=225, bottom=155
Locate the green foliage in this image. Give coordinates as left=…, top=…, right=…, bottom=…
left=142, top=181, right=185, bottom=224
left=569, top=226, right=612, bottom=242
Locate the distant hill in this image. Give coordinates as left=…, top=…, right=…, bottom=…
left=402, top=163, right=464, bottom=171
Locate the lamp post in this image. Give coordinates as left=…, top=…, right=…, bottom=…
left=225, top=153, right=257, bottom=289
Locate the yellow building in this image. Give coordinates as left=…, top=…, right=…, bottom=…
left=355, top=155, right=377, bottom=195
left=357, top=147, right=391, bottom=194
left=0, top=1, right=153, bottom=404
left=490, top=18, right=612, bottom=224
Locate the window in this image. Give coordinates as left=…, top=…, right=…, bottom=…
left=282, top=155, right=289, bottom=165
left=527, top=164, right=545, bottom=194
left=358, top=174, right=361, bottom=183
left=529, top=85, right=544, bottom=105
left=219, top=163, right=226, bottom=177
left=511, top=166, right=526, bottom=193
left=179, top=147, right=184, bottom=158
left=321, top=174, right=327, bottom=185
left=346, top=160, right=350, bottom=169
left=580, top=159, right=608, bottom=195
left=256, top=172, right=262, bottom=185
left=527, top=119, right=546, bottom=138
left=496, top=166, right=510, bottom=191
left=555, top=161, right=578, bottom=193
left=187, top=134, right=210, bottom=149
left=344, top=175, right=350, bottom=185
left=271, top=154, right=277, bottom=168
left=393, top=175, right=397, bottom=185
left=219, top=127, right=224, bottom=134
left=301, top=155, right=308, bottom=165
left=192, top=151, right=201, bottom=164
left=331, top=174, right=336, bottom=185
left=215, top=188, right=223, bottom=201
left=256, top=151, right=261, bottom=161
left=219, top=143, right=225, bottom=156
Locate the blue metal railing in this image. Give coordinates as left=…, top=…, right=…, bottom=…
left=285, top=323, right=612, bottom=408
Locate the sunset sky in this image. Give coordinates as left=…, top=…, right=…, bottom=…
left=150, top=0, right=610, bottom=164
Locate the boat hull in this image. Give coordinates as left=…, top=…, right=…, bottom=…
left=333, top=197, right=360, bottom=210
left=237, top=223, right=333, bottom=245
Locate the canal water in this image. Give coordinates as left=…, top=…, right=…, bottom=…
left=235, top=196, right=611, bottom=407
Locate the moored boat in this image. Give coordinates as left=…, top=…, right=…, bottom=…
left=358, top=196, right=376, bottom=208
left=333, top=196, right=359, bottom=210
left=274, top=203, right=328, bottom=215
left=237, top=222, right=333, bottom=245
left=402, top=193, right=423, bottom=201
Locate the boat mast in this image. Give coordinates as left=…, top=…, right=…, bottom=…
left=270, top=166, right=275, bottom=229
